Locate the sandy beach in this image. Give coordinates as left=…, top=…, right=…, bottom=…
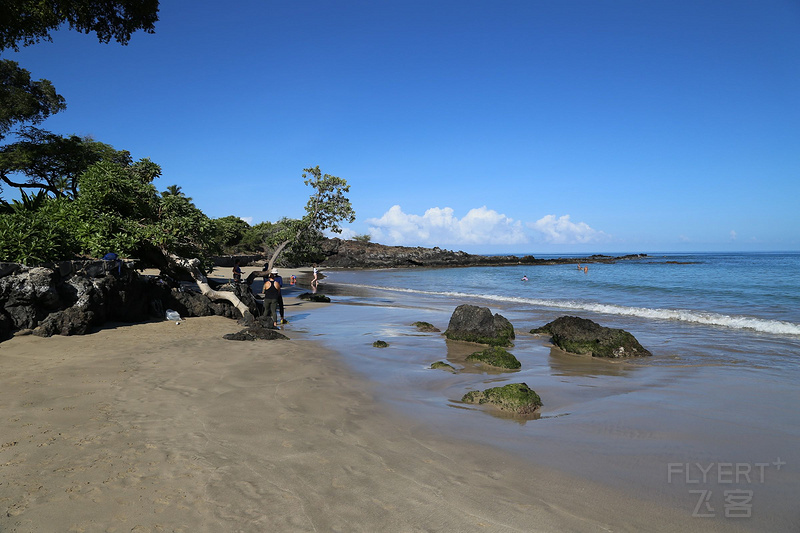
left=0, top=268, right=767, bottom=532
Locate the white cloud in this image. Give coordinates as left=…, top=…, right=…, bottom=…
left=240, top=216, right=253, bottom=225
left=366, top=205, right=528, bottom=246
left=328, top=227, right=357, bottom=240
left=527, top=214, right=609, bottom=244
left=730, top=230, right=737, bottom=240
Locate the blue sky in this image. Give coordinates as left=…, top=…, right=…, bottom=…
left=6, top=0, right=800, bottom=253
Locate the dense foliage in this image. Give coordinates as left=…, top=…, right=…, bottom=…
left=0, top=59, right=65, bottom=141
left=0, top=0, right=159, bottom=52
left=0, top=157, right=219, bottom=265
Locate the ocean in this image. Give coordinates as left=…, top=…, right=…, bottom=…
left=288, top=252, right=800, bottom=530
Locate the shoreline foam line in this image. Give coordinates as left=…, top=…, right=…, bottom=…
left=339, top=283, right=800, bottom=337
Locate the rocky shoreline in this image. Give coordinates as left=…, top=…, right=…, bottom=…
left=213, top=238, right=647, bottom=269
left=318, top=238, right=647, bottom=268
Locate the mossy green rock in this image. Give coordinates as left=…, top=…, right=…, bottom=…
left=462, top=383, right=542, bottom=415
left=372, top=340, right=389, bottom=348
left=531, top=316, right=652, bottom=358
left=466, top=346, right=521, bottom=369
left=412, top=321, right=441, bottom=332
left=431, top=361, right=456, bottom=372
left=444, top=304, right=515, bottom=347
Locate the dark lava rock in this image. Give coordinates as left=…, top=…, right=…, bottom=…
left=223, top=323, right=289, bottom=341
left=531, top=316, right=652, bottom=358
left=372, top=340, right=389, bottom=348
left=444, top=304, right=514, bottom=347
left=462, top=383, right=542, bottom=415
left=466, top=346, right=521, bottom=369
left=298, top=292, right=331, bottom=303
left=0, top=313, right=13, bottom=342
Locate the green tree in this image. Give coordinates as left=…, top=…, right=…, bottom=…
left=0, top=59, right=65, bottom=141
left=265, top=166, right=355, bottom=270
left=0, top=127, right=130, bottom=199
left=212, top=215, right=251, bottom=252
left=0, top=193, right=77, bottom=263
left=0, top=0, right=159, bottom=52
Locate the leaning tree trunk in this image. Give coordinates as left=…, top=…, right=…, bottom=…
left=168, top=254, right=254, bottom=321
left=266, top=239, right=292, bottom=273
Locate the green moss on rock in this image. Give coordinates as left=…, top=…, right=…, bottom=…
left=431, top=361, right=456, bottom=372
left=412, top=321, right=441, bottom=332
left=461, top=383, right=542, bottom=415
left=531, top=316, right=652, bottom=358
left=372, top=340, right=389, bottom=348
left=466, top=346, right=521, bottom=369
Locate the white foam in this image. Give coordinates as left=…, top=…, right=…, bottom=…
left=345, top=283, right=800, bottom=336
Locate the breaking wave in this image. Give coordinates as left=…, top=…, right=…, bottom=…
left=342, top=284, right=800, bottom=337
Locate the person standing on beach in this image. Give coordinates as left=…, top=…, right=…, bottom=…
left=262, top=271, right=281, bottom=327
left=232, top=259, right=242, bottom=282
left=312, top=264, right=319, bottom=287
left=271, top=268, right=285, bottom=323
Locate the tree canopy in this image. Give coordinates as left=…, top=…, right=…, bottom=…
left=0, top=59, right=66, bottom=141
left=0, top=127, right=130, bottom=199
left=263, top=166, right=356, bottom=271
left=0, top=0, right=159, bottom=52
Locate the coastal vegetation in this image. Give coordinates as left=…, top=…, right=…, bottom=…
left=0, top=2, right=353, bottom=276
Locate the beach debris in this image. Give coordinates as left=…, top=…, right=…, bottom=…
left=462, top=382, right=542, bottom=415
left=298, top=292, right=331, bottom=303
left=466, top=346, right=521, bottom=370
left=412, top=321, right=440, bottom=332
left=531, top=316, right=652, bottom=358
left=372, top=340, right=389, bottom=348
left=444, top=304, right=515, bottom=347
left=430, top=361, right=456, bottom=372
left=165, top=309, right=182, bottom=323
left=223, top=323, right=289, bottom=341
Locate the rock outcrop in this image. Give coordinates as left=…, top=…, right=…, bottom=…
left=531, top=316, right=652, bottom=358
left=316, top=238, right=647, bottom=269
left=431, top=361, right=456, bottom=372
left=444, top=304, right=515, bottom=347
left=412, top=321, right=440, bottom=332
left=462, top=383, right=542, bottom=415
left=0, top=261, right=256, bottom=343
left=223, top=321, right=289, bottom=341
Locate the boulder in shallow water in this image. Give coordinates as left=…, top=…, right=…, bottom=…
left=412, top=321, right=440, bottom=332
left=444, top=304, right=514, bottom=347
left=466, top=346, right=521, bottom=369
left=531, top=316, right=652, bottom=358
left=431, top=361, right=456, bottom=372
left=462, top=383, right=542, bottom=415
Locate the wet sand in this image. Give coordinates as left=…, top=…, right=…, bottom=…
left=0, top=269, right=785, bottom=531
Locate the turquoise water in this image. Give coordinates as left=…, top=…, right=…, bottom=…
left=320, top=252, right=800, bottom=370
left=287, top=252, right=800, bottom=529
